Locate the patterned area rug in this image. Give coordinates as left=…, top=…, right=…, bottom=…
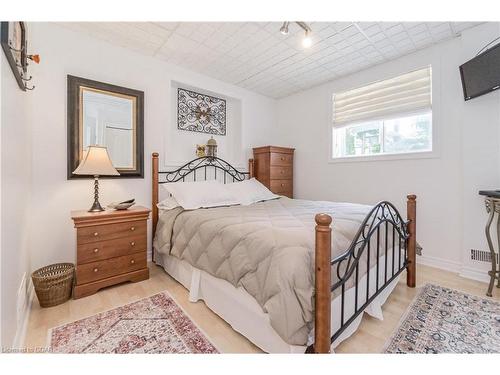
left=385, top=284, right=500, bottom=353
left=49, top=292, right=218, bottom=353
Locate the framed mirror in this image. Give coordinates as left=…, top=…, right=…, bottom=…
left=67, top=75, right=144, bottom=179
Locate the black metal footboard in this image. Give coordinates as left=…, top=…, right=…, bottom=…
left=308, top=196, right=416, bottom=353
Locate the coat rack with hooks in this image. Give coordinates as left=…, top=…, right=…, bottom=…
left=1, top=22, right=40, bottom=91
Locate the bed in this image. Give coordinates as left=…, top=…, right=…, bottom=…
left=151, top=153, right=417, bottom=353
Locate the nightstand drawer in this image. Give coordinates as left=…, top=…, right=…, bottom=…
left=270, top=152, right=293, bottom=166
left=77, top=220, right=146, bottom=244
left=76, top=252, right=147, bottom=284
left=270, top=166, right=293, bottom=179
left=77, top=235, right=146, bottom=264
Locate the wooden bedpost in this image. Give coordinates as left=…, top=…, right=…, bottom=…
left=248, top=158, right=255, bottom=178
left=406, top=195, right=417, bottom=288
left=314, top=213, right=332, bottom=354
left=152, top=152, right=159, bottom=262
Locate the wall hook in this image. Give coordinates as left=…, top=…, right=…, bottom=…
left=8, top=42, right=25, bottom=53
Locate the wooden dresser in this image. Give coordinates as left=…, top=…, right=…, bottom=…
left=253, top=146, right=295, bottom=198
left=71, top=206, right=150, bottom=299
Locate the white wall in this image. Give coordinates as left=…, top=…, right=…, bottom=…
left=459, top=24, right=500, bottom=280
left=275, top=23, right=500, bottom=278
left=27, top=23, right=276, bottom=271
left=1, top=47, right=33, bottom=346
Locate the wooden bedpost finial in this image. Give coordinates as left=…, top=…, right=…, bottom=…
left=152, top=152, right=159, bottom=158
left=315, top=213, right=332, bottom=227
left=407, top=194, right=416, bottom=201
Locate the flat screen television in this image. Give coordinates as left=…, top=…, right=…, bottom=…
left=460, top=41, right=500, bottom=101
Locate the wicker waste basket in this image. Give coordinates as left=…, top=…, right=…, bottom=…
left=31, top=263, right=75, bottom=307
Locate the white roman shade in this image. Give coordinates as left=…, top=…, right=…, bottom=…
left=333, top=67, right=432, bottom=128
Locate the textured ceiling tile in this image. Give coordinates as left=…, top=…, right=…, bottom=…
left=57, top=21, right=483, bottom=99
left=175, top=23, right=197, bottom=38
left=154, top=22, right=179, bottom=31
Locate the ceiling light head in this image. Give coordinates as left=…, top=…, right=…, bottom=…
left=302, top=30, right=312, bottom=48
left=280, top=21, right=289, bottom=35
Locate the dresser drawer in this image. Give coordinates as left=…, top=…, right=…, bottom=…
left=270, top=152, right=293, bottom=166
left=77, top=220, right=146, bottom=245
left=271, top=179, right=293, bottom=194
left=270, top=166, right=293, bottom=179
left=76, top=252, right=146, bottom=284
left=77, top=235, right=146, bottom=264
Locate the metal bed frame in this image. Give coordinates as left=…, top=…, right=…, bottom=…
left=151, top=152, right=417, bottom=354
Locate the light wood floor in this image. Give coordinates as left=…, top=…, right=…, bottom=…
left=25, top=263, right=499, bottom=353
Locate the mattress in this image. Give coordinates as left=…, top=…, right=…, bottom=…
left=154, top=197, right=400, bottom=345
left=154, top=249, right=400, bottom=353
left=153, top=197, right=402, bottom=352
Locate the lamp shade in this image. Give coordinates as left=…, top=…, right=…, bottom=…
left=73, top=146, right=120, bottom=176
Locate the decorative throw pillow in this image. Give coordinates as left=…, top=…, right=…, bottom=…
left=161, top=180, right=239, bottom=210
left=225, top=178, right=280, bottom=205
left=157, top=195, right=180, bottom=210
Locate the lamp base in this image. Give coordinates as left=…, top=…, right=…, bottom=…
left=88, top=175, right=105, bottom=212
left=88, top=200, right=104, bottom=212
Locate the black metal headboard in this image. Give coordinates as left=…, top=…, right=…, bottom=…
left=158, top=156, right=250, bottom=184
left=151, top=153, right=254, bottom=259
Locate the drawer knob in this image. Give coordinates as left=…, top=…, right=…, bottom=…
left=93, top=248, right=99, bottom=253
left=93, top=268, right=98, bottom=273
left=93, top=232, right=99, bottom=237
left=281, top=157, right=285, bottom=161
left=130, top=259, right=135, bottom=264
left=130, top=226, right=135, bottom=231
left=281, top=183, right=285, bottom=187
left=130, top=242, right=135, bottom=246
left=280, top=170, right=284, bottom=174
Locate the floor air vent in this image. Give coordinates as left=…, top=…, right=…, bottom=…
left=470, top=249, right=499, bottom=264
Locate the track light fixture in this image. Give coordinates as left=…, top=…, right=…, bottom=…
left=280, top=21, right=289, bottom=35
left=279, top=21, right=312, bottom=48
left=302, top=30, right=312, bottom=48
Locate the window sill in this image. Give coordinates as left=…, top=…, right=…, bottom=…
left=329, top=150, right=439, bottom=164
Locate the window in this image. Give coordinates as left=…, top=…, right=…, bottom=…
left=332, top=67, right=432, bottom=159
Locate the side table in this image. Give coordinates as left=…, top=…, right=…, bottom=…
left=480, top=192, right=500, bottom=297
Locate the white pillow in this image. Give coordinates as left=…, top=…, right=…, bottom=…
left=157, top=195, right=180, bottom=210
left=161, top=180, right=239, bottom=210
left=225, top=178, right=279, bottom=205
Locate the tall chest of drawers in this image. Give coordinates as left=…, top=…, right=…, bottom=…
left=253, top=146, right=295, bottom=198
left=71, top=206, right=150, bottom=299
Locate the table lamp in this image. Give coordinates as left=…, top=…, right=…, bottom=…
left=73, top=145, right=120, bottom=212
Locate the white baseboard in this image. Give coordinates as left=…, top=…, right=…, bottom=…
left=417, top=255, right=491, bottom=284
left=459, top=266, right=490, bottom=284
left=12, top=278, right=34, bottom=349
left=417, top=254, right=461, bottom=273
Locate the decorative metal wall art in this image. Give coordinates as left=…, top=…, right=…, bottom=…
left=177, top=88, right=226, bottom=136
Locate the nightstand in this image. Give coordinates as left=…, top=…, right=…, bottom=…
left=71, top=206, right=151, bottom=299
